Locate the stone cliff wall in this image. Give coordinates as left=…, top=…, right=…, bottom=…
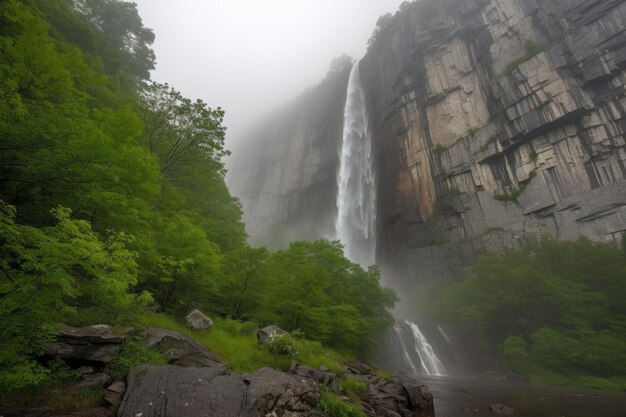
left=228, top=63, right=351, bottom=247
left=230, top=0, right=626, bottom=291
left=360, top=0, right=626, bottom=286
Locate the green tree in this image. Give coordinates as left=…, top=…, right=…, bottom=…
left=0, top=202, right=141, bottom=389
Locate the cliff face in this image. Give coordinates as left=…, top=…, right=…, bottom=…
left=231, top=0, right=626, bottom=288
left=228, top=63, right=352, bottom=248
left=360, top=0, right=626, bottom=284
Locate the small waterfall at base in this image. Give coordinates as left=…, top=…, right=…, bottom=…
left=381, top=320, right=450, bottom=377
left=406, top=320, right=447, bottom=376
left=335, top=62, right=376, bottom=268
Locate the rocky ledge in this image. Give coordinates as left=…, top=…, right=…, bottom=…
left=2, top=325, right=434, bottom=417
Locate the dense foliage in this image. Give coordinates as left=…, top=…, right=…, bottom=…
left=426, top=239, right=626, bottom=390
left=0, top=0, right=396, bottom=391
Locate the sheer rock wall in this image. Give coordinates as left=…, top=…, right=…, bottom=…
left=360, top=0, right=626, bottom=285
left=228, top=64, right=352, bottom=248
left=230, top=0, right=626, bottom=288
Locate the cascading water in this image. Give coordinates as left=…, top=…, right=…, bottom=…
left=382, top=320, right=449, bottom=377
left=406, top=320, right=447, bottom=376
left=335, top=62, right=376, bottom=268
left=336, top=62, right=450, bottom=377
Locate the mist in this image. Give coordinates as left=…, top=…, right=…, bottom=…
left=133, top=0, right=405, bottom=152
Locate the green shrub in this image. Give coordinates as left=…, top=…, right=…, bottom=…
left=268, top=334, right=299, bottom=357
left=341, top=375, right=367, bottom=398
left=108, top=341, right=167, bottom=380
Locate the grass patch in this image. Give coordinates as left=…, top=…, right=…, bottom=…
left=47, top=387, right=104, bottom=411
left=318, top=390, right=366, bottom=417
left=109, top=341, right=167, bottom=380
left=505, top=40, right=543, bottom=75
left=138, top=313, right=350, bottom=374
left=341, top=375, right=367, bottom=399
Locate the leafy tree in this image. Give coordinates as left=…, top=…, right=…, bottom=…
left=0, top=202, right=142, bottom=389
left=427, top=238, right=626, bottom=389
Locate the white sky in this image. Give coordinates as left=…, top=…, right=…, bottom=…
left=134, top=0, right=405, bottom=150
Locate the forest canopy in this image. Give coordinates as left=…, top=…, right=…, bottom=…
left=0, top=0, right=396, bottom=389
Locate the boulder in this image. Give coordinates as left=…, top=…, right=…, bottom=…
left=288, top=361, right=340, bottom=392
left=489, top=403, right=520, bottom=415
left=357, top=374, right=434, bottom=416
left=68, top=371, right=110, bottom=390
left=104, top=381, right=126, bottom=407
left=117, top=365, right=321, bottom=417
left=256, top=325, right=287, bottom=346
left=185, top=309, right=213, bottom=330
left=244, top=367, right=321, bottom=415
left=46, top=324, right=126, bottom=363
left=141, top=327, right=224, bottom=368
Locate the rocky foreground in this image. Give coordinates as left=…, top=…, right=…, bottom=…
left=2, top=324, right=434, bottom=417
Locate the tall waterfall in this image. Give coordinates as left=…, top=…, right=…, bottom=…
left=336, top=62, right=376, bottom=268
left=336, top=63, right=450, bottom=377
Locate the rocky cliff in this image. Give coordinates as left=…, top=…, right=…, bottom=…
left=360, top=0, right=626, bottom=288
left=228, top=62, right=352, bottom=248
left=230, top=0, right=626, bottom=289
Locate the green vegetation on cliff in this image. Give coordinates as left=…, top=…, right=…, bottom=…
left=0, top=0, right=396, bottom=391
left=424, top=238, right=626, bottom=390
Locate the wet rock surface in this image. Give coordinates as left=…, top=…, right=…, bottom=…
left=185, top=308, right=213, bottom=330
left=228, top=0, right=626, bottom=295
left=117, top=365, right=323, bottom=417
left=141, top=327, right=224, bottom=367
left=46, top=324, right=126, bottom=363
left=256, top=324, right=288, bottom=346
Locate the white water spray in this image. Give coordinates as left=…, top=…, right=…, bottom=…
left=394, top=324, right=420, bottom=375
left=406, top=320, right=447, bottom=376
left=336, top=62, right=376, bottom=268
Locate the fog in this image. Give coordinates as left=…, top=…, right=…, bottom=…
left=134, top=0, right=405, bottom=151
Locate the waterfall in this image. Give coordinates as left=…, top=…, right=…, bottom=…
left=406, top=320, right=447, bottom=376
left=393, top=324, right=420, bottom=375
left=336, top=63, right=449, bottom=377
left=335, top=62, right=376, bottom=268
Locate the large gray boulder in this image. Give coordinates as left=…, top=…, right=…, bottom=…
left=117, top=365, right=322, bottom=417
left=288, top=361, right=340, bottom=392
left=141, top=327, right=224, bottom=368
left=46, top=324, right=126, bottom=363
left=256, top=325, right=287, bottom=346
left=352, top=373, right=434, bottom=416
left=185, top=309, right=213, bottom=330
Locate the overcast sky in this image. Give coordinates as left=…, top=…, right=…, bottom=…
left=134, top=0, right=405, bottom=150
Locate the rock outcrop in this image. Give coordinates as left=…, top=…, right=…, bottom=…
left=141, top=327, right=224, bottom=367
left=46, top=324, right=126, bottom=363
left=185, top=308, right=213, bottom=330
left=117, top=365, right=323, bottom=417
left=257, top=324, right=288, bottom=347
left=228, top=59, right=352, bottom=248
left=359, top=0, right=626, bottom=289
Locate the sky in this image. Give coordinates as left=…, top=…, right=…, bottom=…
left=133, top=0, right=406, bottom=151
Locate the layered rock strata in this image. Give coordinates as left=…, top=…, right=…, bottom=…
left=229, top=0, right=626, bottom=289
left=360, top=0, right=626, bottom=284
